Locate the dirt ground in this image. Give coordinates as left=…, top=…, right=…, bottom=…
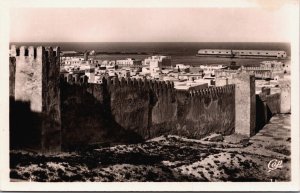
left=10, top=114, right=291, bottom=182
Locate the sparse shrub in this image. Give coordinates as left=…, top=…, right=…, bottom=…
left=125, top=172, right=131, bottom=179
left=32, top=170, right=48, bottom=181
left=240, top=160, right=251, bottom=169
left=69, top=174, right=83, bottom=181
left=10, top=170, right=21, bottom=179
left=147, top=171, right=158, bottom=181
left=106, top=175, right=115, bottom=181
left=57, top=168, right=64, bottom=176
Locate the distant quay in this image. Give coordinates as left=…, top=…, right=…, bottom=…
left=197, top=49, right=287, bottom=59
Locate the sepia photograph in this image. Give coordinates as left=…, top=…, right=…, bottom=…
left=0, top=0, right=299, bottom=191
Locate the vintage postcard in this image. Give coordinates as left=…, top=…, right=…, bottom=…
left=0, top=0, right=299, bottom=191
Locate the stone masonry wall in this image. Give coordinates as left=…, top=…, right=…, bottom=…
left=255, top=92, right=280, bottom=133
left=173, top=85, right=235, bottom=139
left=107, top=78, right=151, bottom=138
left=234, top=72, right=256, bottom=137
left=10, top=45, right=61, bottom=152
left=265, top=93, right=281, bottom=114
left=148, top=80, right=177, bottom=138
left=9, top=57, right=16, bottom=97
left=60, top=76, right=236, bottom=149
left=60, top=76, right=149, bottom=149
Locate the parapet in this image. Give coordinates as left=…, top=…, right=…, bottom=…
left=241, top=66, right=274, bottom=71
left=100, top=77, right=175, bottom=92
left=10, top=45, right=60, bottom=60
left=61, top=73, right=89, bottom=85
left=215, top=69, right=239, bottom=78
left=189, top=84, right=235, bottom=97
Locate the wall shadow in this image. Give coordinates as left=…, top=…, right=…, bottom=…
left=10, top=97, right=42, bottom=150
left=60, top=82, right=144, bottom=151
left=255, top=95, right=273, bottom=133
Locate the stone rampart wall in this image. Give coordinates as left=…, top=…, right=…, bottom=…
left=60, top=76, right=236, bottom=149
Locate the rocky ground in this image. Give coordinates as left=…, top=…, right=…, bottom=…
left=10, top=114, right=291, bottom=182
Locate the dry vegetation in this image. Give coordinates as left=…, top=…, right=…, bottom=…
left=10, top=114, right=290, bottom=182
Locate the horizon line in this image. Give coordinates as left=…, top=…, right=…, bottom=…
left=9, top=41, right=291, bottom=44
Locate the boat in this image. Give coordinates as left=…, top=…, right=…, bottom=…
left=196, top=49, right=287, bottom=59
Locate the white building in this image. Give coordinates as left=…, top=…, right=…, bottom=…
left=62, top=57, right=84, bottom=66
left=260, top=61, right=284, bottom=69
left=175, top=64, right=190, bottom=70
left=116, top=58, right=135, bottom=66
left=141, top=67, right=150, bottom=75
left=143, top=55, right=171, bottom=77
left=174, top=80, right=208, bottom=91
left=194, top=78, right=213, bottom=86
left=84, top=64, right=95, bottom=83
left=200, top=64, right=226, bottom=76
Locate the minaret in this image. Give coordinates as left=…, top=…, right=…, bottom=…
left=84, top=50, right=89, bottom=61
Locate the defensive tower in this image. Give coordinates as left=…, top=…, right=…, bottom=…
left=10, top=45, right=61, bottom=152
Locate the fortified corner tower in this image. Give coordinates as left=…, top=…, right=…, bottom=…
left=10, top=45, right=61, bottom=152
left=233, top=71, right=256, bottom=137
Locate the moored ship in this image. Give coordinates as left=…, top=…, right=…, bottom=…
left=197, top=49, right=287, bottom=59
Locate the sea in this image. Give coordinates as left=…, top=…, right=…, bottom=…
left=10, top=42, right=291, bottom=66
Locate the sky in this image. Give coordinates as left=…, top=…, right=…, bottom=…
left=9, top=7, right=294, bottom=42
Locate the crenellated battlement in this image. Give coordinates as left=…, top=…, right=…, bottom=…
left=189, top=84, right=235, bottom=97
left=10, top=45, right=60, bottom=61
left=99, top=76, right=175, bottom=91
left=215, top=69, right=239, bottom=73
left=61, top=73, right=89, bottom=85
left=215, top=69, right=239, bottom=78
left=61, top=75, right=175, bottom=92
